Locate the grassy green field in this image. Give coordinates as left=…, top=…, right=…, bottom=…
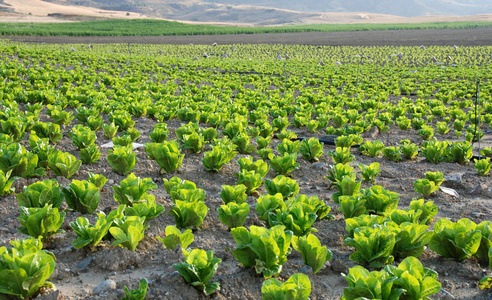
left=0, top=19, right=491, bottom=36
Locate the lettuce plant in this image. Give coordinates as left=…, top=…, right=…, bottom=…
left=345, top=215, right=385, bottom=238
left=123, top=128, right=141, bottom=142
left=236, top=169, right=262, bottom=195
left=446, top=141, right=473, bottom=164
left=264, top=175, right=299, bottom=199
left=62, top=180, right=100, bottom=214
left=50, top=107, right=74, bottom=126
left=149, top=123, right=169, bottom=143
left=231, top=225, right=293, bottom=278
left=256, top=136, right=272, bottom=150
left=86, top=115, right=104, bottom=131
left=31, top=122, right=63, bottom=144
left=0, top=169, right=16, bottom=196
left=113, top=134, right=133, bottom=147
left=122, top=278, right=148, bottom=300
left=68, top=124, right=96, bottom=149
left=277, top=130, right=297, bottom=140
left=0, top=116, right=26, bottom=141
left=0, top=238, right=56, bottom=299
left=110, top=216, right=146, bottom=251
left=238, top=156, right=269, bottom=178
left=124, top=198, right=164, bottom=225
left=300, top=137, right=324, bottom=162
left=430, top=218, right=482, bottom=261
left=28, top=134, right=54, bottom=168
left=292, top=233, right=332, bottom=274
left=80, top=143, right=101, bottom=164
left=382, top=146, right=402, bottom=162
left=328, top=147, right=354, bottom=165
left=420, top=138, right=448, bottom=164
left=392, top=222, right=433, bottom=259
left=359, top=140, right=384, bottom=157
left=222, top=121, right=244, bottom=139
left=103, top=122, right=119, bottom=139
left=255, top=193, right=285, bottom=221
left=325, top=163, right=355, bottom=184
left=88, top=172, right=108, bottom=190
left=335, top=134, right=362, bottom=148
left=218, top=202, right=250, bottom=229
left=418, top=125, right=434, bottom=141
left=344, top=225, right=396, bottom=268
left=233, top=132, right=255, bottom=154
left=163, top=177, right=205, bottom=203
left=414, top=179, right=439, bottom=197
left=262, top=273, right=311, bottom=300
left=146, top=141, right=184, bottom=173
left=409, top=198, right=438, bottom=225
left=270, top=152, right=300, bottom=175
left=157, top=225, right=194, bottom=250
left=333, top=175, right=361, bottom=204
left=169, top=200, right=208, bottom=229
left=400, top=139, right=419, bottom=159
left=70, top=213, right=113, bottom=249
left=181, top=131, right=205, bottom=153
left=358, top=162, right=381, bottom=182
left=475, top=221, right=492, bottom=266
left=361, top=185, right=400, bottom=215
left=339, top=195, right=366, bottom=219
left=276, top=139, right=300, bottom=156
left=268, top=202, right=318, bottom=236
left=425, top=171, right=444, bottom=186
left=202, top=144, right=237, bottom=172
left=110, top=110, right=135, bottom=130
left=16, top=179, right=63, bottom=208
left=474, top=157, right=492, bottom=176
left=256, top=147, right=273, bottom=160
left=108, top=145, right=136, bottom=175
left=48, top=149, right=81, bottom=179
left=220, top=184, right=248, bottom=204
left=0, top=143, right=46, bottom=178
left=342, top=256, right=441, bottom=300
left=113, top=173, right=158, bottom=206
left=479, top=276, right=492, bottom=290
left=287, top=194, right=332, bottom=221
left=173, top=249, right=222, bottom=295
left=17, top=204, right=65, bottom=242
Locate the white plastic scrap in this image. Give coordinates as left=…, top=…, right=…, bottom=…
left=439, top=186, right=459, bottom=198
left=100, top=142, right=144, bottom=150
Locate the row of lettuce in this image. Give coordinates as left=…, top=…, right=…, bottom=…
left=0, top=41, right=492, bottom=299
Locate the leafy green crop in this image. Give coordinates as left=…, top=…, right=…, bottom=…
left=173, top=249, right=222, bottom=295
left=145, top=140, right=184, bottom=173
left=268, top=202, right=318, bottom=236
left=202, top=142, right=237, bottom=172
left=325, top=163, right=355, bottom=184
left=68, top=124, right=96, bottom=149
left=157, top=225, right=194, bottom=250
left=409, top=198, right=438, bottom=225
left=270, top=152, right=300, bottom=175
left=17, top=204, right=65, bottom=242
left=124, top=198, right=165, bottom=225
left=108, top=145, right=136, bottom=175
left=262, top=273, right=311, bottom=300
left=62, top=179, right=100, bottom=214
left=255, top=193, right=285, bottom=221
left=332, top=175, right=361, bottom=204
left=236, top=169, right=263, bottom=195
left=169, top=200, right=208, bottom=229
left=149, top=123, right=169, bottom=143
left=80, top=144, right=101, bottom=164
left=16, top=179, right=63, bottom=208
left=122, top=278, right=148, bottom=300
left=361, top=185, right=400, bottom=215
left=300, top=138, right=324, bottom=162
left=110, top=215, right=146, bottom=251
left=238, top=156, right=270, bottom=178
left=0, top=237, right=56, bottom=299
left=220, top=184, right=248, bottom=204
left=276, top=138, right=300, bottom=156
left=70, top=213, right=113, bottom=249
left=231, top=225, right=293, bottom=278
left=328, top=147, right=354, bottom=165
left=359, top=140, right=384, bottom=157
left=429, top=218, right=482, bottom=261
left=103, top=122, right=119, bottom=139
left=264, top=175, right=299, bottom=199
left=0, top=143, right=45, bottom=178
left=218, top=202, right=250, bottom=229
left=342, top=256, right=441, bottom=300
left=113, top=173, right=158, bottom=206
left=414, top=179, right=439, bottom=197
left=344, top=225, right=396, bottom=268
left=48, top=149, right=81, bottom=179
left=181, top=131, right=205, bottom=153
left=0, top=169, right=16, bottom=196
left=474, top=157, right=492, bottom=176
left=358, top=162, right=381, bottom=182
left=31, top=122, right=63, bottom=144
left=233, top=132, right=255, bottom=154
left=292, top=234, right=332, bottom=274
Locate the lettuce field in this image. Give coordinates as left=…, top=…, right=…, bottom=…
left=0, top=38, right=491, bottom=299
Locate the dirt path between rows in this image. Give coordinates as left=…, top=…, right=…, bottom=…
left=3, top=27, right=492, bottom=46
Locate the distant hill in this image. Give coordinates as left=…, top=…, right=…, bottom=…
left=5, top=0, right=492, bottom=25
